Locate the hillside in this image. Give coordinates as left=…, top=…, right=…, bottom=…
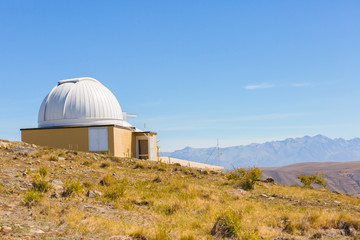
left=161, top=135, right=360, bottom=168
left=261, top=161, right=360, bottom=197
left=1, top=140, right=360, bottom=239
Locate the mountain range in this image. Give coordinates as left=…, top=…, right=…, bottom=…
left=161, top=135, right=360, bottom=168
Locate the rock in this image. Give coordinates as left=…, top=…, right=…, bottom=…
left=31, top=144, right=37, bottom=148
left=1, top=226, right=12, bottom=233
left=51, top=192, right=58, bottom=198
left=30, top=228, right=45, bottom=234
left=87, top=190, right=102, bottom=198
left=51, top=180, right=64, bottom=185
left=333, top=200, right=341, bottom=204
left=264, top=177, right=275, bottom=183
left=109, top=235, right=134, bottom=240
left=10, top=146, right=37, bottom=154
left=0, top=142, right=10, bottom=148
left=51, top=180, right=65, bottom=193
left=260, top=194, right=269, bottom=198
left=58, top=157, right=65, bottom=161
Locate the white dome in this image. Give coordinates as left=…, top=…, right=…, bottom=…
left=38, top=77, right=127, bottom=128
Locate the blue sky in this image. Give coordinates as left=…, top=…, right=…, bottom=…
left=1, top=1, right=360, bottom=151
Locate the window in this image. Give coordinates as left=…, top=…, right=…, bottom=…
left=88, top=127, right=108, bottom=151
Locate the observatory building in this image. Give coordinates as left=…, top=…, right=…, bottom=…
left=21, top=77, right=157, bottom=160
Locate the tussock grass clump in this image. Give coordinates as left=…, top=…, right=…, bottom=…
left=62, top=181, right=83, bottom=197
left=100, top=161, right=111, bottom=168
left=39, top=167, right=47, bottom=178
left=82, top=160, right=92, bottom=166
left=100, top=174, right=114, bottom=186
left=32, top=177, right=51, bottom=193
left=23, top=190, right=43, bottom=206
left=104, top=184, right=125, bottom=201
left=134, top=162, right=145, bottom=169
left=58, top=151, right=66, bottom=157
left=83, top=182, right=91, bottom=188
left=152, top=176, right=162, bottom=183
left=180, top=235, right=196, bottom=240
left=49, top=155, right=59, bottom=161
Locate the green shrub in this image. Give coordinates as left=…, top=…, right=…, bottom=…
left=100, top=174, right=114, bottom=186
left=100, top=161, right=110, bottom=168
left=297, top=172, right=327, bottom=189
left=180, top=235, right=196, bottom=240
left=211, top=212, right=242, bottom=239
left=32, top=177, right=51, bottom=192
left=227, top=166, right=263, bottom=191
left=82, top=160, right=92, bottom=166
left=58, top=152, right=65, bottom=157
left=105, top=184, right=125, bottom=200
left=134, top=162, right=145, bottom=169
left=39, top=167, right=47, bottom=178
left=83, top=182, right=92, bottom=188
left=49, top=155, right=59, bottom=161
left=62, top=181, right=83, bottom=197
left=24, top=190, right=43, bottom=206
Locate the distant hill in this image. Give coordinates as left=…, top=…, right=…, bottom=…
left=161, top=135, right=360, bottom=168
left=261, top=161, right=360, bottom=197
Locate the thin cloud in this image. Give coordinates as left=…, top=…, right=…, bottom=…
left=243, top=83, right=275, bottom=90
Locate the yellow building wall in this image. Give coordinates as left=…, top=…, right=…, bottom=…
left=110, top=126, right=133, bottom=158
left=21, top=126, right=157, bottom=159
left=21, top=127, right=89, bottom=152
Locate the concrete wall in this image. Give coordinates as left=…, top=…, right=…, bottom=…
left=21, top=127, right=89, bottom=152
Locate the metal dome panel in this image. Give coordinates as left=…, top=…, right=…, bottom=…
left=38, top=77, right=126, bottom=128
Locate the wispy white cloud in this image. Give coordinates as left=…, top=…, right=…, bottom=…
left=244, top=82, right=313, bottom=90
left=243, top=83, right=275, bottom=90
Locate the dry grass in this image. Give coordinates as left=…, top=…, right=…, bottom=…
left=1, top=141, right=360, bottom=239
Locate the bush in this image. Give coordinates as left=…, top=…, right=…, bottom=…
left=100, top=174, right=114, bottom=186
left=105, top=184, right=125, bottom=201
left=49, top=155, right=59, bottom=161
left=134, top=162, right=145, bottom=169
left=32, top=178, right=51, bottom=193
left=62, top=181, right=83, bottom=197
left=24, top=190, right=43, bottom=206
left=82, top=160, right=92, bottom=166
left=39, top=167, right=47, bottom=178
left=297, top=172, right=327, bottom=189
left=100, top=161, right=110, bottom=168
left=227, top=166, right=263, bottom=190
left=211, top=213, right=240, bottom=239
left=83, top=182, right=92, bottom=188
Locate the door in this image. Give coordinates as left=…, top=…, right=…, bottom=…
left=88, top=127, right=108, bottom=151
left=138, top=139, right=149, bottom=159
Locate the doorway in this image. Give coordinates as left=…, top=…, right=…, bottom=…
left=138, top=139, right=149, bottom=159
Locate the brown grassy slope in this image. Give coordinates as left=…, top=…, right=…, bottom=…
left=261, top=161, right=360, bottom=196
left=0, top=140, right=360, bottom=239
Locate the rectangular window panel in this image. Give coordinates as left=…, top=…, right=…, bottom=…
left=88, top=127, right=108, bottom=151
